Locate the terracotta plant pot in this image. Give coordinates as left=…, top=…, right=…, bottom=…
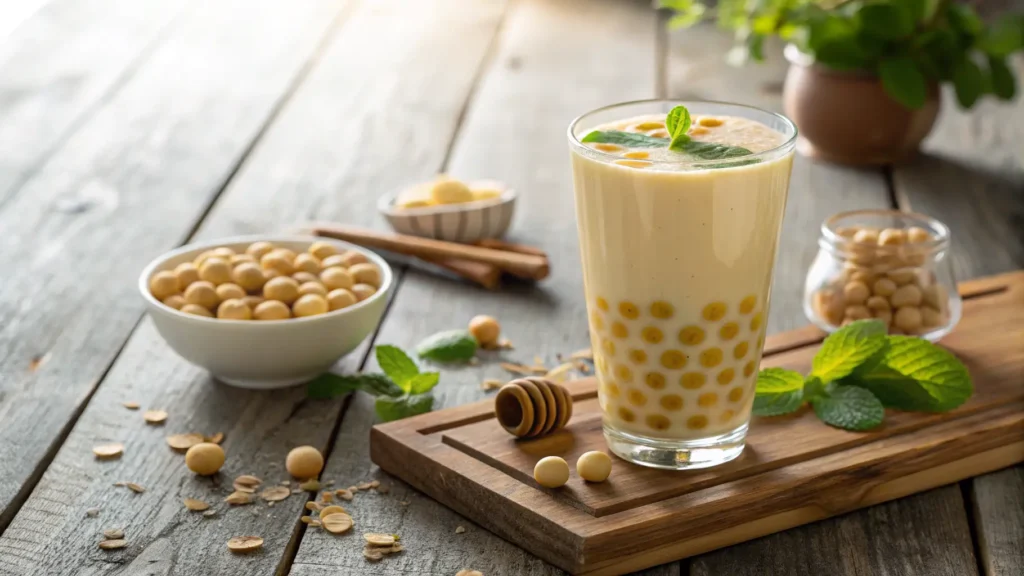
left=782, top=45, right=940, bottom=166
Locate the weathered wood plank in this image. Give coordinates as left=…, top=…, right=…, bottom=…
left=0, top=0, right=507, bottom=573
left=290, top=0, right=669, bottom=574
left=0, top=0, right=187, bottom=205
left=666, top=24, right=980, bottom=576
left=893, top=64, right=1024, bottom=576
left=0, top=0, right=347, bottom=534
left=690, top=485, right=977, bottom=576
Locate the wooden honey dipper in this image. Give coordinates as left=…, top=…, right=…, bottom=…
left=494, top=378, right=574, bottom=438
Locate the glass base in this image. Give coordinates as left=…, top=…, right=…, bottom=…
left=604, top=422, right=748, bottom=470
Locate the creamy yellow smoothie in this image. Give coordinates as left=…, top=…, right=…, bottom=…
left=568, top=101, right=796, bottom=469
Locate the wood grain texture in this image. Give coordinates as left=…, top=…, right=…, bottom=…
left=892, top=60, right=1024, bottom=576
left=0, top=0, right=187, bottom=206
left=665, top=24, right=891, bottom=335
left=0, top=0, right=509, bottom=574
left=369, top=274, right=1024, bottom=574
left=0, top=0, right=347, bottom=537
left=665, top=23, right=983, bottom=576
left=292, top=0, right=670, bottom=574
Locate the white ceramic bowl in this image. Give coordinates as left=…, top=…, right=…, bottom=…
left=377, top=188, right=517, bottom=243
left=138, top=235, right=392, bottom=389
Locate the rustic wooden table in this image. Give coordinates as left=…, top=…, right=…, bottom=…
left=0, top=0, right=1021, bottom=574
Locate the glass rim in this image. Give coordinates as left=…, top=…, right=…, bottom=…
left=820, top=209, right=951, bottom=255
left=566, top=98, right=798, bottom=168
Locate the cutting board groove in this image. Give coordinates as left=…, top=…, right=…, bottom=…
left=371, top=271, right=1024, bottom=575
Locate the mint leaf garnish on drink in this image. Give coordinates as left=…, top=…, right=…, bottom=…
left=753, top=320, right=973, bottom=431
left=580, top=131, right=668, bottom=148
left=665, top=105, right=692, bottom=150
left=306, top=345, right=440, bottom=422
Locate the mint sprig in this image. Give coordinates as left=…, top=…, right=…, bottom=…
left=580, top=131, right=668, bottom=148
left=306, top=345, right=440, bottom=422
left=753, top=320, right=973, bottom=431
left=665, top=105, right=692, bottom=150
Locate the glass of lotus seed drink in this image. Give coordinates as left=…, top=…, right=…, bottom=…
left=568, top=101, right=797, bottom=470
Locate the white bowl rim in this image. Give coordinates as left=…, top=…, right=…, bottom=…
left=138, top=234, right=393, bottom=326
left=377, top=187, right=517, bottom=217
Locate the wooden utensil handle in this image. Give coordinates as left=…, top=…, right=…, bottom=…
left=311, top=224, right=550, bottom=280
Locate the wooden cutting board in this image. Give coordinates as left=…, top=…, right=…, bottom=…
left=371, top=271, right=1024, bottom=575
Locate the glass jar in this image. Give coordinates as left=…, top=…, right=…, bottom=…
left=803, top=209, right=961, bottom=341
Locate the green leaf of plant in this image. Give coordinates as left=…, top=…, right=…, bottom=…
left=581, top=130, right=668, bottom=148
left=857, top=3, right=914, bottom=39
left=988, top=55, right=1017, bottom=100
left=880, top=57, right=928, bottom=109
left=752, top=368, right=805, bottom=416
left=865, top=335, right=972, bottom=411
left=678, top=140, right=754, bottom=160
left=841, top=365, right=943, bottom=411
left=407, top=372, right=440, bottom=395
left=947, top=3, right=983, bottom=39
left=811, top=384, right=885, bottom=431
left=810, top=319, right=889, bottom=383
left=375, top=345, right=420, bottom=392
left=666, top=105, right=692, bottom=150
left=978, top=16, right=1024, bottom=57
left=416, top=329, right=478, bottom=362
left=306, top=373, right=402, bottom=399
left=902, top=0, right=928, bottom=22
left=952, top=57, right=985, bottom=108
left=374, top=393, right=435, bottom=422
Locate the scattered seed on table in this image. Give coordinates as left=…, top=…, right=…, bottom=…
left=98, top=539, right=127, bottom=550
left=299, top=479, right=321, bottom=492
left=347, top=486, right=359, bottom=493
left=183, top=498, right=209, bottom=511
left=363, top=548, right=384, bottom=561
left=126, top=483, right=145, bottom=493
left=291, top=489, right=302, bottom=494
left=364, top=533, right=396, bottom=546
left=142, top=410, right=167, bottom=424
left=319, top=505, right=346, bottom=517
left=102, top=528, right=124, bottom=540
left=335, top=489, right=353, bottom=501
left=322, top=513, right=354, bottom=534
left=122, top=402, right=140, bottom=410
left=357, top=482, right=373, bottom=490
left=321, top=491, right=333, bottom=502
left=457, top=571, right=484, bottom=576
left=85, top=508, right=100, bottom=517
left=456, top=526, right=466, bottom=534
left=325, top=480, right=335, bottom=486
left=305, top=501, right=322, bottom=512
left=234, top=475, right=262, bottom=488
left=259, top=486, right=290, bottom=502
left=113, top=481, right=126, bottom=487
left=225, top=492, right=254, bottom=505
left=203, top=510, right=217, bottom=518
left=165, top=433, right=204, bottom=451
left=481, top=379, right=503, bottom=391
left=205, top=432, right=225, bottom=444
left=227, top=536, right=263, bottom=553
left=369, top=480, right=380, bottom=489
left=93, top=443, right=124, bottom=459
left=300, top=516, right=315, bottom=524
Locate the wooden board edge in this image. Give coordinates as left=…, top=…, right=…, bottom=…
left=578, top=441, right=1024, bottom=576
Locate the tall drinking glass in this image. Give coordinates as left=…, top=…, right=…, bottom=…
left=568, top=100, right=797, bottom=470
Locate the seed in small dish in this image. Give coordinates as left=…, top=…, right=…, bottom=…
left=348, top=263, right=381, bottom=288
left=181, top=304, right=213, bottom=317
left=215, top=283, right=246, bottom=301
left=320, top=254, right=347, bottom=270
left=150, top=271, right=180, bottom=300
left=292, top=271, right=319, bottom=284
left=352, top=284, right=376, bottom=301
left=263, top=277, right=300, bottom=305
left=217, top=299, right=252, bottom=320
left=321, top=267, right=355, bottom=291
left=338, top=251, right=369, bottom=267
left=253, top=300, right=291, bottom=320
left=309, top=241, right=338, bottom=260
left=430, top=177, right=474, bottom=204
left=298, top=282, right=328, bottom=297
left=184, top=281, right=219, bottom=310
left=163, top=295, right=186, bottom=310
left=294, top=253, right=321, bottom=274
left=327, top=289, right=357, bottom=311
left=293, top=294, right=329, bottom=317
left=174, top=263, right=200, bottom=288
left=232, top=263, right=266, bottom=292
left=261, top=252, right=295, bottom=276
left=246, top=241, right=275, bottom=260
left=199, top=258, right=232, bottom=285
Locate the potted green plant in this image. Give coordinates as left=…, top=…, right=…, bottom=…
left=660, top=0, right=1023, bottom=165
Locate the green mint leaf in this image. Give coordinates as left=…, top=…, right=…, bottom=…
left=407, top=372, right=440, bottom=395
left=416, top=329, right=478, bottom=363
left=811, top=384, right=885, bottom=431
left=678, top=140, right=754, bottom=161
left=857, top=3, right=914, bottom=39
left=988, top=56, right=1016, bottom=100
left=947, top=3, right=984, bottom=39
left=307, top=373, right=402, bottom=399
left=802, top=376, right=828, bottom=401
left=880, top=57, right=928, bottom=109
left=810, top=319, right=888, bottom=383
left=375, top=393, right=435, bottom=422
left=752, top=368, right=805, bottom=416
left=666, top=105, right=692, bottom=150
left=375, top=345, right=420, bottom=392
left=855, top=335, right=972, bottom=411
left=581, top=130, right=668, bottom=148
left=952, top=57, right=985, bottom=108
left=979, top=16, right=1024, bottom=57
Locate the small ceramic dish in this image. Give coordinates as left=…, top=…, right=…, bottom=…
left=377, top=185, right=517, bottom=243
left=138, top=235, right=392, bottom=389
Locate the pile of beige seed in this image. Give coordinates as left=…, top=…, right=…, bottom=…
left=811, top=225, right=951, bottom=334
left=148, top=240, right=381, bottom=320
